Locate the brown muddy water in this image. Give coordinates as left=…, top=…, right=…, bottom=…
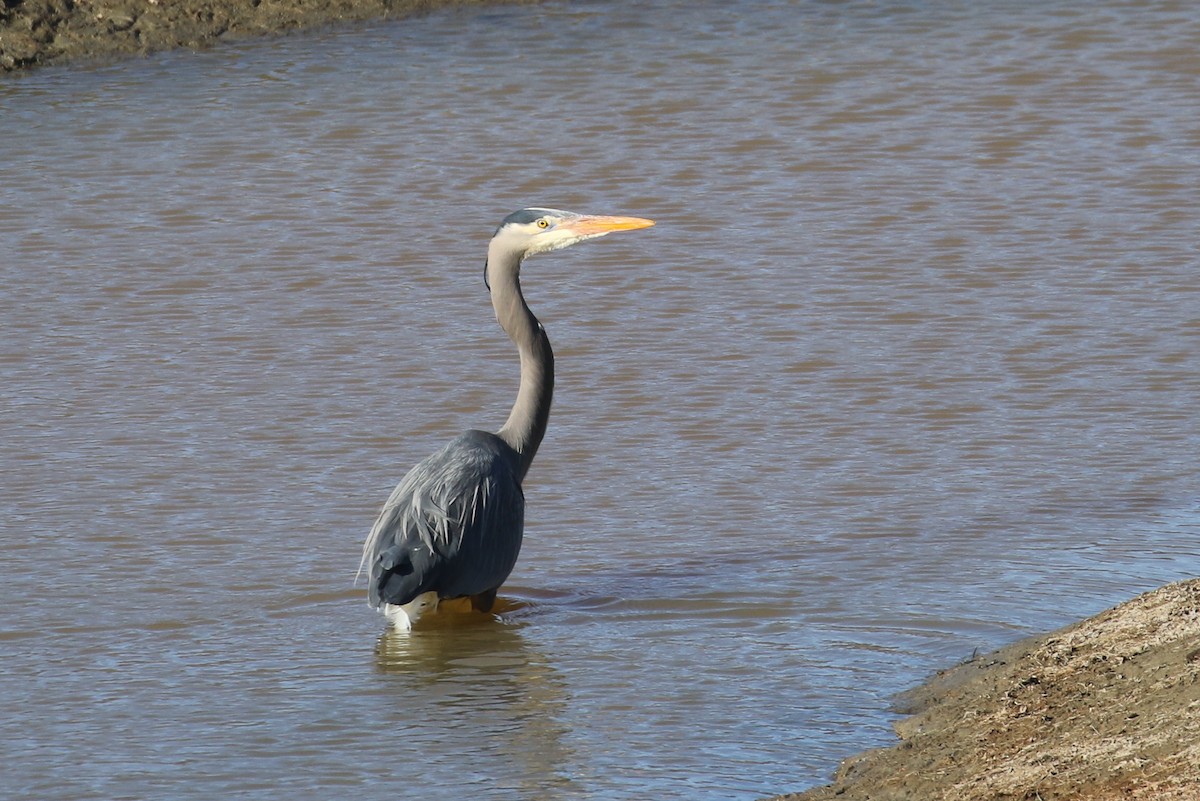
left=1, top=1, right=1198, bottom=799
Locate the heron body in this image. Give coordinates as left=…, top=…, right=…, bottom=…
left=360, top=208, right=654, bottom=630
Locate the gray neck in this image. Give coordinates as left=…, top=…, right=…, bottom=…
left=487, top=246, right=554, bottom=482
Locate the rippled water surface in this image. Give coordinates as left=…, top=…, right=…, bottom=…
left=2, top=1, right=1198, bottom=798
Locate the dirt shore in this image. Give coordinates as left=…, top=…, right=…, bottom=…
left=0, top=0, right=535, bottom=71
left=772, top=578, right=1200, bottom=801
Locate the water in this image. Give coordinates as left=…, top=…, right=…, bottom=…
left=2, top=1, right=1198, bottom=798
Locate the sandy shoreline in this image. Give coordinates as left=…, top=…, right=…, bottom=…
left=771, top=578, right=1200, bottom=801
left=0, top=0, right=536, bottom=71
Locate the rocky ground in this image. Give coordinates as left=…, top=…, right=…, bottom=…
left=0, top=0, right=534, bottom=71
left=771, top=578, right=1200, bottom=801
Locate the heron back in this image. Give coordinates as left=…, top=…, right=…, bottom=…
left=361, top=430, right=525, bottom=607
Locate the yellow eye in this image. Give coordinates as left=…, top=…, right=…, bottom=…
left=536, top=218, right=550, bottom=229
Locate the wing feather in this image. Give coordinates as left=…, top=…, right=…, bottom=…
left=359, top=431, right=524, bottom=607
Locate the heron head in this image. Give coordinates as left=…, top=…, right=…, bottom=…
left=492, top=207, right=655, bottom=258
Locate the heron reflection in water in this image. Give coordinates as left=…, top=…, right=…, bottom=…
left=359, top=208, right=655, bottom=630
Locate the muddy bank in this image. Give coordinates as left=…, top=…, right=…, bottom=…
left=772, top=578, right=1200, bottom=801
left=0, top=0, right=536, bottom=71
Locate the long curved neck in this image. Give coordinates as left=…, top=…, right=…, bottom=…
left=487, top=249, right=554, bottom=482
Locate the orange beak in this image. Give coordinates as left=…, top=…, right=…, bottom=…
left=564, top=215, right=656, bottom=235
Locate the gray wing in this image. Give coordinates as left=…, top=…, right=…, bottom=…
left=360, top=430, right=524, bottom=608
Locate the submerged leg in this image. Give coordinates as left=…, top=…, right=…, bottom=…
left=470, top=588, right=498, bottom=613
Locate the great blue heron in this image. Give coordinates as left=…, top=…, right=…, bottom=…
left=359, top=208, right=655, bottom=630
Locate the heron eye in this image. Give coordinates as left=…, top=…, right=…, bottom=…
left=536, top=218, right=550, bottom=229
